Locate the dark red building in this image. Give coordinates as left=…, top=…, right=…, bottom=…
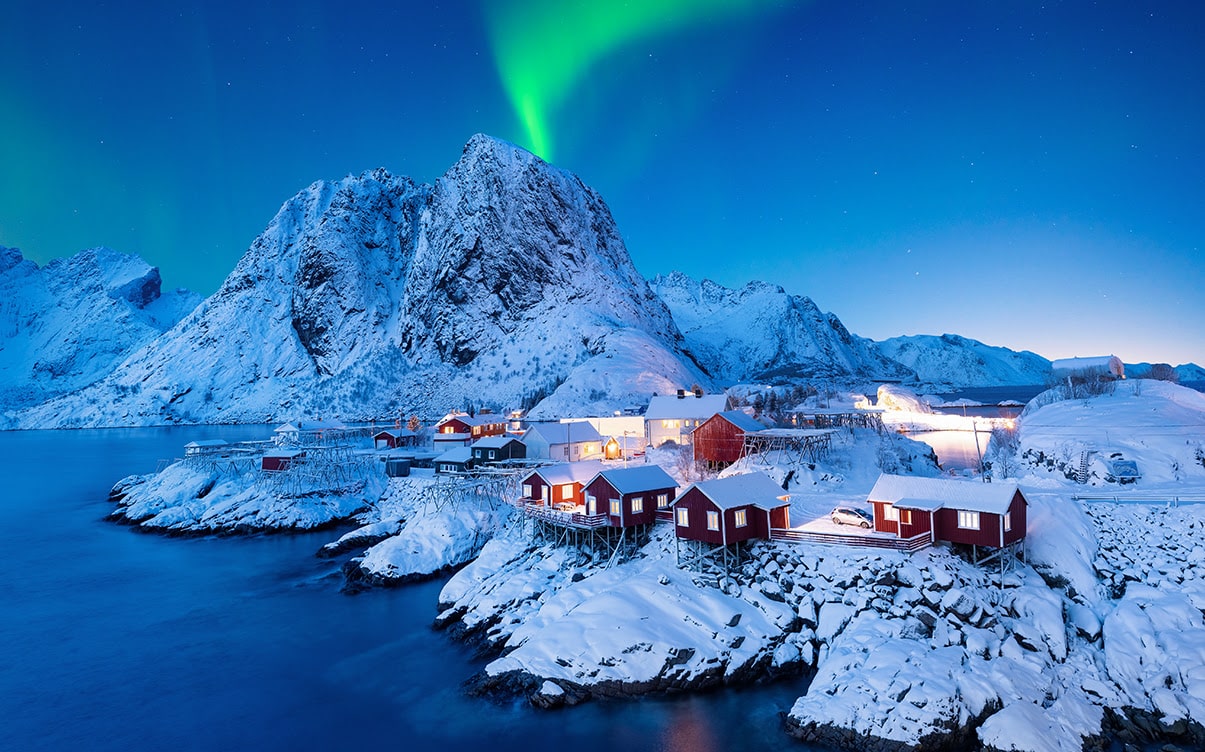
left=435, top=413, right=507, bottom=440
left=583, top=465, right=678, bottom=527
left=519, top=461, right=607, bottom=510
left=374, top=429, right=418, bottom=450
left=867, top=474, right=1028, bottom=549
left=261, top=449, right=304, bottom=472
left=692, top=410, right=766, bottom=466
left=671, top=472, right=790, bottom=545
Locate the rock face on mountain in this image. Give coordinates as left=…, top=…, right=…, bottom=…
left=13, top=135, right=705, bottom=428
left=875, top=333, right=1052, bottom=388
left=650, top=272, right=913, bottom=385
left=0, top=246, right=199, bottom=417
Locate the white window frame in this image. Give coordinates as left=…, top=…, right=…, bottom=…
left=522, top=483, right=533, bottom=499
left=488, top=449, right=496, bottom=459
left=631, top=496, right=643, bottom=514
left=656, top=493, right=669, bottom=508
left=884, top=504, right=899, bottom=522
left=706, top=510, right=720, bottom=531
left=609, top=499, right=621, bottom=516
left=1004, top=511, right=1012, bottom=532
left=957, top=510, right=980, bottom=530
left=560, top=484, right=573, bottom=500
left=734, top=509, right=747, bottom=528
left=676, top=507, right=689, bottom=527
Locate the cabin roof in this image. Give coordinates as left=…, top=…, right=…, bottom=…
left=678, top=472, right=788, bottom=511
left=1050, top=355, right=1123, bottom=372
left=274, top=419, right=346, bottom=433
left=593, top=465, right=677, bottom=494
left=374, top=429, right=417, bottom=439
left=185, top=439, right=228, bottom=448
left=472, top=436, right=524, bottom=450
left=644, top=394, right=729, bottom=420
left=437, top=413, right=504, bottom=428
left=529, top=460, right=606, bottom=486
left=435, top=447, right=472, bottom=463
left=523, top=421, right=602, bottom=445
left=709, top=410, right=765, bottom=434
left=264, top=449, right=305, bottom=459
left=868, top=474, right=1022, bottom=515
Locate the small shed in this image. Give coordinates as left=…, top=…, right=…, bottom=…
left=671, top=472, right=790, bottom=546
left=384, top=457, right=411, bottom=478
left=435, top=413, right=508, bottom=440
left=692, top=410, right=765, bottom=466
left=434, top=447, right=473, bottom=475
left=471, top=436, right=526, bottom=464
left=1050, top=355, right=1125, bottom=382
left=583, top=465, right=678, bottom=527
left=184, top=439, right=229, bottom=457
left=867, top=473, right=1027, bottom=551
left=374, top=429, right=418, bottom=450
left=519, top=460, right=607, bottom=510
left=262, top=449, right=305, bottom=472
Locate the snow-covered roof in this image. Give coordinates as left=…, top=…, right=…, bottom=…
left=891, top=497, right=946, bottom=512
left=437, top=413, right=506, bottom=428
left=434, top=432, right=471, bottom=440
left=435, top=447, right=472, bottom=463
left=644, top=394, right=729, bottom=420
left=185, top=439, right=228, bottom=448
left=678, top=472, right=788, bottom=511
left=529, top=460, right=607, bottom=486
left=264, top=449, right=305, bottom=459
left=274, top=419, right=346, bottom=433
left=472, top=435, right=524, bottom=450
left=592, top=465, right=677, bottom=495
left=710, top=410, right=765, bottom=434
left=523, top=421, right=602, bottom=445
left=374, top=428, right=417, bottom=438
left=867, top=474, right=1023, bottom=515
left=1050, top=355, right=1123, bottom=373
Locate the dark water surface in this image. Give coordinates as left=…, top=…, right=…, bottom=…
left=0, top=427, right=814, bottom=752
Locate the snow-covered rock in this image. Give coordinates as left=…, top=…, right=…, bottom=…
left=875, top=333, right=1051, bottom=388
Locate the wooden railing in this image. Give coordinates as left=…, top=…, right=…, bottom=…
left=769, top=528, right=931, bottom=552
left=521, top=503, right=609, bottom=529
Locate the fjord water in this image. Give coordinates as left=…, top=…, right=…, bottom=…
left=0, top=427, right=813, bottom=752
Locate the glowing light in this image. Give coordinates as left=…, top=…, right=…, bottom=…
left=483, top=0, right=789, bottom=160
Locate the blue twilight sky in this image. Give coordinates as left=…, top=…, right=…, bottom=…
left=2, top=1, right=1202, bottom=365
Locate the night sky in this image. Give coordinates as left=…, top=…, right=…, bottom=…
left=3, top=1, right=1202, bottom=365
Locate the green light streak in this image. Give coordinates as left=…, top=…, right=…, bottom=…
left=484, top=0, right=788, bottom=160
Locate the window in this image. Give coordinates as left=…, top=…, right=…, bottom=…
left=884, top=505, right=899, bottom=522
left=560, top=484, right=573, bottom=500
left=707, top=511, right=720, bottom=531
left=900, top=509, right=912, bottom=525
left=488, top=450, right=496, bottom=459
left=676, top=508, right=689, bottom=527
left=609, top=499, right=621, bottom=516
left=1004, top=512, right=1012, bottom=532
left=957, top=510, right=980, bottom=530
left=522, top=483, right=532, bottom=499
left=656, top=493, right=669, bottom=508
left=631, top=497, right=643, bottom=514
left=734, top=509, right=747, bottom=527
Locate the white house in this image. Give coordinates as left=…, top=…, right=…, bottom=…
left=522, top=421, right=603, bottom=461
left=644, top=392, right=731, bottom=447
left=1051, top=355, right=1125, bottom=382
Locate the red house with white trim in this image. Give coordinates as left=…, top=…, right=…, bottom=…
left=583, top=465, right=678, bottom=528
left=692, top=410, right=765, bottom=466
left=519, top=461, right=607, bottom=510
left=671, top=472, right=790, bottom=546
left=866, top=474, right=1027, bottom=549
left=435, top=413, right=507, bottom=440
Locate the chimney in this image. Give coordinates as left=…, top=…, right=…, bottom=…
left=677, top=389, right=686, bottom=399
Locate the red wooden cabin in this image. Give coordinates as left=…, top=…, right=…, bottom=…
left=374, top=429, right=417, bottom=450
left=671, top=472, right=790, bottom=545
left=519, top=461, right=607, bottom=510
left=583, top=465, right=678, bottom=527
left=692, top=410, right=765, bottom=466
left=867, top=474, right=1027, bottom=548
left=435, top=413, right=507, bottom=440
left=261, top=449, right=304, bottom=472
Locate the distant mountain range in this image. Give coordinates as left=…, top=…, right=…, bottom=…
left=1, top=136, right=1198, bottom=429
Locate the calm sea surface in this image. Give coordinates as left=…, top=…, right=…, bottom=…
left=0, top=426, right=816, bottom=752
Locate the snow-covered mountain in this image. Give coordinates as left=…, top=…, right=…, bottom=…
left=0, top=246, right=199, bottom=415
left=11, top=135, right=706, bottom=428
left=875, top=333, right=1052, bottom=387
left=650, top=272, right=913, bottom=384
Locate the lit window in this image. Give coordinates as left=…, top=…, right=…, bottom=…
left=734, top=509, right=747, bottom=527
left=610, top=499, right=621, bottom=516
left=657, top=493, right=669, bottom=508
left=1004, top=512, right=1012, bottom=532
left=901, top=509, right=912, bottom=525
left=676, top=508, right=689, bottom=526
left=707, top=511, right=720, bottom=531
left=561, top=484, right=572, bottom=500
left=958, top=510, right=980, bottom=530
left=522, top=484, right=532, bottom=499
left=632, top=497, right=643, bottom=514
left=884, top=505, right=899, bottom=522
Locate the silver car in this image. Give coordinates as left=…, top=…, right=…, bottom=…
left=831, top=506, right=873, bottom=528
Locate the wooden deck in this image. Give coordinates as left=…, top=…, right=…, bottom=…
left=520, top=501, right=609, bottom=529
left=770, top=528, right=931, bottom=551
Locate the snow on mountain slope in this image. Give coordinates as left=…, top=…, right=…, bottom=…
left=875, top=333, right=1052, bottom=387
left=12, top=135, right=705, bottom=428
left=650, top=271, right=913, bottom=384
left=0, top=246, right=199, bottom=416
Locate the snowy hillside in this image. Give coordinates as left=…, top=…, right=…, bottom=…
left=650, top=272, right=913, bottom=384
left=12, top=135, right=707, bottom=428
left=0, top=246, right=198, bottom=417
left=876, top=332, right=1051, bottom=388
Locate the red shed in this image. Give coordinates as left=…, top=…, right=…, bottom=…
left=692, top=410, right=765, bottom=466
left=374, top=429, right=417, bottom=450
left=583, top=465, right=678, bottom=527
left=867, top=474, right=1028, bottom=549
left=435, top=413, right=507, bottom=440
left=519, top=461, right=607, bottom=511
left=262, top=449, right=304, bottom=472
left=671, top=472, right=790, bottom=546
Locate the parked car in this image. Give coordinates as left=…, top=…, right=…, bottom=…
left=831, top=506, right=873, bottom=528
